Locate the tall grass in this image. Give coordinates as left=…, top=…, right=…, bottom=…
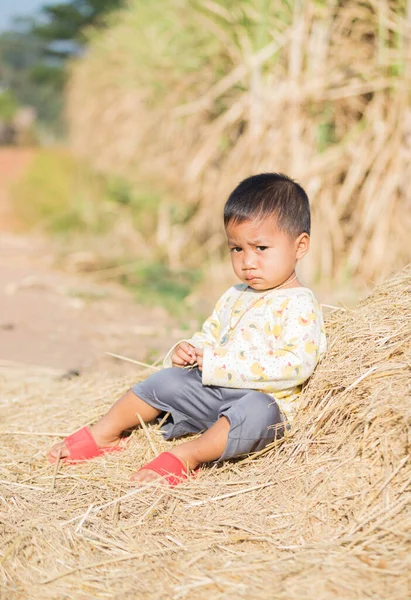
left=67, top=0, right=411, bottom=286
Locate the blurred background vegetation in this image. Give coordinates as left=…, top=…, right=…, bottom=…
left=0, top=0, right=122, bottom=133
left=2, top=0, right=411, bottom=313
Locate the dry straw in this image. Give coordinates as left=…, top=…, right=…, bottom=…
left=0, top=266, right=410, bottom=599
left=67, top=0, right=411, bottom=284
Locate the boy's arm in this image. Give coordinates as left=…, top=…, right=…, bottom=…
left=189, top=311, right=221, bottom=349
left=201, top=294, right=325, bottom=390
left=163, top=292, right=228, bottom=368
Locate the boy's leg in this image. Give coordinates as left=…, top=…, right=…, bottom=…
left=49, top=366, right=220, bottom=461
left=49, top=389, right=161, bottom=459
left=131, top=390, right=282, bottom=482
left=219, top=391, right=283, bottom=460
left=89, top=389, right=161, bottom=442
left=131, top=416, right=230, bottom=482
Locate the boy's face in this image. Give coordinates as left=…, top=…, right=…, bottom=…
left=226, top=217, right=309, bottom=291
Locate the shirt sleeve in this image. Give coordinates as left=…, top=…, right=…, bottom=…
left=162, top=291, right=228, bottom=368
left=188, top=308, right=222, bottom=350
left=201, top=292, right=324, bottom=391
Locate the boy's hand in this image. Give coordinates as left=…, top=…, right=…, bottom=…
left=171, top=342, right=196, bottom=367
left=195, top=348, right=204, bottom=371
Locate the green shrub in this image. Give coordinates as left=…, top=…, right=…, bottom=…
left=11, top=149, right=202, bottom=314
left=120, top=260, right=202, bottom=314
left=12, top=149, right=163, bottom=236
left=0, top=89, right=18, bottom=123
left=12, top=150, right=110, bottom=234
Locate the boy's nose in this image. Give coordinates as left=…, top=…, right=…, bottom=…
left=242, top=253, right=256, bottom=269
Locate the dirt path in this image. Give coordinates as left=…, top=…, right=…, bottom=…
left=0, top=148, right=184, bottom=377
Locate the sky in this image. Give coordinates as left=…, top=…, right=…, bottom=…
left=0, top=0, right=46, bottom=31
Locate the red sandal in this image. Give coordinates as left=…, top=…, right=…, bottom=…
left=136, top=451, right=192, bottom=486
left=48, top=426, right=124, bottom=464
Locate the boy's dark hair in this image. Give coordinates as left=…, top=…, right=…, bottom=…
left=224, top=173, right=310, bottom=237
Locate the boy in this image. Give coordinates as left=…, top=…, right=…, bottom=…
left=49, top=173, right=326, bottom=485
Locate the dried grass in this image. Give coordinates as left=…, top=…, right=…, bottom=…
left=67, top=0, right=411, bottom=284
left=0, top=267, right=410, bottom=599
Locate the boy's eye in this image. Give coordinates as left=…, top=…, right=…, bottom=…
left=256, top=246, right=268, bottom=251
left=230, top=247, right=242, bottom=253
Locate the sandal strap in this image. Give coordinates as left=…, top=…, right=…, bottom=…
left=65, top=426, right=103, bottom=460
left=139, top=452, right=189, bottom=486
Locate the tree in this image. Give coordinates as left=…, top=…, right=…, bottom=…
left=0, top=26, right=63, bottom=129
left=0, top=0, right=124, bottom=134
left=34, top=0, right=124, bottom=58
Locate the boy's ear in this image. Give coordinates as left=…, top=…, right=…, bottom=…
left=295, top=233, right=310, bottom=260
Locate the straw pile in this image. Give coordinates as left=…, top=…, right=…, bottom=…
left=1, top=268, right=410, bottom=599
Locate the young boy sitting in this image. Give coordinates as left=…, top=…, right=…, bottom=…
left=49, top=173, right=326, bottom=485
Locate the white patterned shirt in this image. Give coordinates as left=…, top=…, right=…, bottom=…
left=164, top=284, right=327, bottom=422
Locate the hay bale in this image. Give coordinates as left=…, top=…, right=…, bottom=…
left=0, top=268, right=410, bottom=599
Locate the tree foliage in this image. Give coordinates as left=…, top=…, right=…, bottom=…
left=34, top=0, right=124, bottom=56
left=0, top=0, right=124, bottom=133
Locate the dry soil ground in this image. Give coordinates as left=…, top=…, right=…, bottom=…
left=0, top=147, right=184, bottom=378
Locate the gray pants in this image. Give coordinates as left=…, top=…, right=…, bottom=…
left=132, top=367, right=283, bottom=461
